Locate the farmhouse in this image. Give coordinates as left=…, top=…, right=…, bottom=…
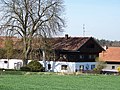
left=0, top=35, right=104, bottom=72
left=41, top=35, right=104, bottom=72
left=99, top=47, right=120, bottom=72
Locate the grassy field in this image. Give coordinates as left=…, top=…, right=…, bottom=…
left=0, top=73, right=120, bottom=90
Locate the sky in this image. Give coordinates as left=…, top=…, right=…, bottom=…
left=63, top=0, right=120, bottom=40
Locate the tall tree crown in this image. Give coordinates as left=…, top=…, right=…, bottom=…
left=0, top=0, right=65, bottom=65
left=0, top=0, right=65, bottom=37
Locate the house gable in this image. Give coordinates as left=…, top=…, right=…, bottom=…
left=53, top=37, right=104, bottom=62
left=78, top=37, right=104, bottom=53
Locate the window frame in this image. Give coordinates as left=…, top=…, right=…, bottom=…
left=4, top=61, right=8, bottom=63
left=112, top=66, right=115, bottom=69
left=91, top=65, right=95, bottom=70
left=80, top=65, right=84, bottom=70
left=89, top=55, right=96, bottom=59
left=61, top=65, right=68, bottom=70
left=48, top=64, right=51, bottom=70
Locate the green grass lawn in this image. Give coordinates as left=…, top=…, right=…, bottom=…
left=0, top=73, right=120, bottom=90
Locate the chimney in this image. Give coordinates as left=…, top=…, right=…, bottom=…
left=65, top=34, right=69, bottom=39
left=103, top=46, right=108, bottom=50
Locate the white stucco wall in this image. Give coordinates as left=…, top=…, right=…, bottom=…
left=40, top=61, right=96, bottom=72
left=0, top=59, right=8, bottom=69
left=103, top=64, right=120, bottom=70
left=0, top=59, right=96, bottom=72
left=0, top=59, right=23, bottom=69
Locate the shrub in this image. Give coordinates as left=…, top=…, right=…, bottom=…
left=20, top=66, right=30, bottom=71
left=117, top=67, right=120, bottom=72
left=41, top=67, right=45, bottom=72
left=27, top=60, right=43, bottom=72
left=117, top=67, right=120, bottom=75
left=93, top=61, right=106, bottom=74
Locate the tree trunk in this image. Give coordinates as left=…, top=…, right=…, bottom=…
left=23, top=48, right=29, bottom=66
left=42, top=49, right=46, bottom=67
left=23, top=37, right=32, bottom=66
left=23, top=58, right=28, bottom=67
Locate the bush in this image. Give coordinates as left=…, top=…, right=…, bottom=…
left=20, top=66, right=30, bottom=71
left=93, top=61, right=106, bottom=74
left=41, top=67, right=45, bottom=72
left=27, top=60, right=43, bottom=72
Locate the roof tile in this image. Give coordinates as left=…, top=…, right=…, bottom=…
left=52, top=37, right=90, bottom=51
left=99, top=47, right=120, bottom=62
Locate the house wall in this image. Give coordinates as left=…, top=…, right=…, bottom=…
left=103, top=64, right=120, bottom=70
left=79, top=38, right=103, bottom=53
left=40, top=61, right=96, bottom=72
left=0, top=59, right=23, bottom=69
left=0, top=59, right=8, bottom=69
left=0, top=59, right=96, bottom=72
left=55, top=51, right=97, bottom=62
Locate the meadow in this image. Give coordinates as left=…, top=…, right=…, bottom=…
left=0, top=72, right=120, bottom=90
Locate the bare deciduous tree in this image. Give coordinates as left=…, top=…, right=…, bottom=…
left=4, top=37, right=14, bottom=59
left=0, top=0, right=65, bottom=66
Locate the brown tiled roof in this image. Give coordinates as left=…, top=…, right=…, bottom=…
left=0, top=36, right=20, bottom=48
left=52, top=37, right=90, bottom=51
left=99, top=47, right=120, bottom=62
left=0, top=36, right=96, bottom=51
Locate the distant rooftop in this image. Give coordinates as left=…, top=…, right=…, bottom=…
left=0, top=36, right=20, bottom=48
left=99, top=47, right=120, bottom=62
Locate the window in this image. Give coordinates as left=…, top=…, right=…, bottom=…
left=91, top=65, right=95, bottom=70
left=80, top=65, right=84, bottom=70
left=80, top=55, right=83, bottom=59
left=61, top=65, right=68, bottom=70
left=4, top=61, right=8, bottom=63
left=63, top=55, right=67, bottom=59
left=59, top=54, right=67, bottom=60
left=89, top=55, right=96, bottom=59
left=112, top=66, right=115, bottom=69
left=89, top=55, right=92, bottom=59
left=69, top=54, right=76, bottom=59
left=85, top=64, right=89, bottom=70
left=48, top=64, right=51, bottom=70
left=84, top=55, right=89, bottom=59
left=59, top=54, right=63, bottom=59
left=14, top=62, right=22, bottom=69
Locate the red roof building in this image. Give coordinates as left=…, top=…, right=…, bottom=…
left=99, top=47, right=120, bottom=62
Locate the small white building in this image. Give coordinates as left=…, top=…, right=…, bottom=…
left=100, top=47, right=120, bottom=72
left=0, top=59, right=23, bottom=69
